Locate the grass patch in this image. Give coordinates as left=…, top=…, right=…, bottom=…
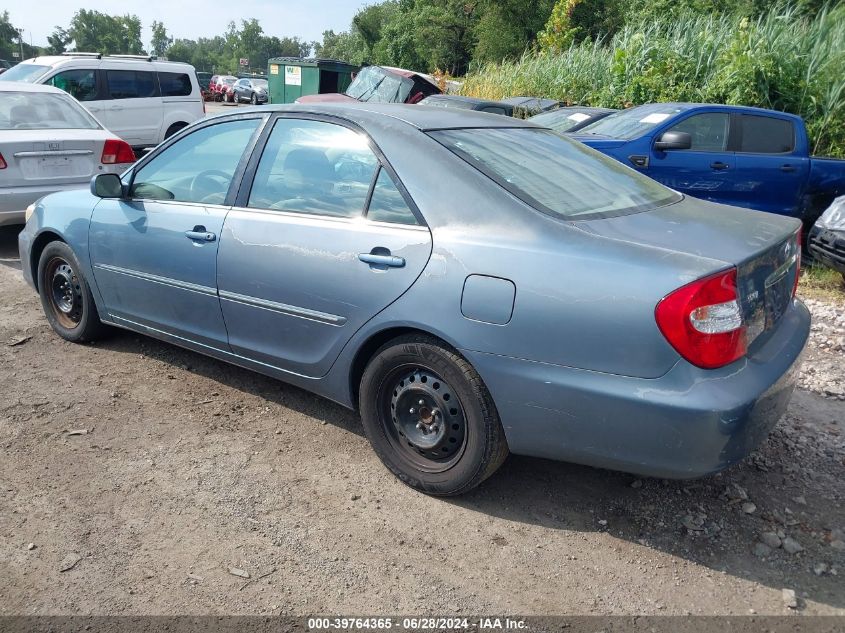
left=798, top=265, right=845, bottom=302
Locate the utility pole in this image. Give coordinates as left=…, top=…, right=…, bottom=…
left=17, top=28, right=24, bottom=61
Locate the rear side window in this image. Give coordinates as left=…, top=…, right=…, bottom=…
left=366, top=168, right=419, bottom=225
left=739, top=115, right=795, bottom=153
left=107, top=70, right=158, bottom=99
left=159, top=72, right=192, bottom=97
left=666, top=113, right=729, bottom=151
left=49, top=69, right=98, bottom=102
left=431, top=128, right=679, bottom=219
left=247, top=118, right=378, bottom=218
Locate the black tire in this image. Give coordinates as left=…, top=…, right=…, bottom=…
left=164, top=123, right=186, bottom=139
left=251, top=93, right=258, bottom=105
left=359, top=334, right=508, bottom=496
left=37, top=241, right=107, bottom=343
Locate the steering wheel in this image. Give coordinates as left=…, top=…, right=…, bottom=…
left=189, top=170, right=231, bottom=200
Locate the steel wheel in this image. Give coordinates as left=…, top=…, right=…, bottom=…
left=380, top=366, right=468, bottom=473
left=45, top=256, right=83, bottom=329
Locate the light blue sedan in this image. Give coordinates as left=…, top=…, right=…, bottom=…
left=18, top=104, right=809, bottom=495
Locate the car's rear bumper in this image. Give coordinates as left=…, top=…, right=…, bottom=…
left=463, top=299, right=810, bottom=479
left=0, top=182, right=90, bottom=227
left=809, top=225, right=845, bottom=275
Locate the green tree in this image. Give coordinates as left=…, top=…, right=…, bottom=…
left=150, top=21, right=172, bottom=57
left=46, top=27, right=72, bottom=55
left=68, top=10, right=144, bottom=55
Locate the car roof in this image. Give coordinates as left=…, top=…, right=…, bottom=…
left=18, top=55, right=195, bottom=71
left=219, top=102, right=538, bottom=132
left=623, top=102, right=802, bottom=119
left=0, top=81, right=67, bottom=94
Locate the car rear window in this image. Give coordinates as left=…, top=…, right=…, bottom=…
left=0, top=91, right=100, bottom=130
left=159, top=72, right=192, bottom=97
left=739, top=115, right=795, bottom=153
left=430, top=128, right=680, bottom=219
left=107, top=70, right=159, bottom=99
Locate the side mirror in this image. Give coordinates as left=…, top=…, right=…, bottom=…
left=654, top=131, right=692, bottom=151
left=91, top=173, right=124, bottom=198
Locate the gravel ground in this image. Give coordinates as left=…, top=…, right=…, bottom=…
left=0, top=225, right=843, bottom=617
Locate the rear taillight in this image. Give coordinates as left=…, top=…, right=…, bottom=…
left=101, top=139, right=136, bottom=165
left=655, top=268, right=747, bottom=369
left=0, top=152, right=6, bottom=169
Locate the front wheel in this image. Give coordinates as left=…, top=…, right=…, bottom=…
left=359, top=334, right=508, bottom=496
left=251, top=93, right=258, bottom=105
left=37, top=241, right=107, bottom=343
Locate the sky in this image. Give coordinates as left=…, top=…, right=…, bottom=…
left=7, top=0, right=364, bottom=49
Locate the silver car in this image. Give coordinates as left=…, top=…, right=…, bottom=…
left=18, top=104, right=809, bottom=495
left=0, top=82, right=135, bottom=226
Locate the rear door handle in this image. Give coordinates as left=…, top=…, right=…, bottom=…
left=780, top=164, right=796, bottom=172
left=710, top=161, right=729, bottom=170
left=358, top=253, right=405, bottom=268
left=185, top=229, right=216, bottom=242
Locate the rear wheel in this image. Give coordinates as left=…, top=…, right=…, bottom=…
left=251, top=93, right=258, bottom=105
left=359, top=334, right=508, bottom=496
left=164, top=122, right=186, bottom=140
left=37, top=242, right=106, bottom=343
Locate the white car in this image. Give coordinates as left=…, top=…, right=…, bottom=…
left=0, top=82, right=135, bottom=226
left=0, top=53, right=204, bottom=148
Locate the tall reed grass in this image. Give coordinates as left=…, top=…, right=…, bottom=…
left=461, top=5, right=845, bottom=157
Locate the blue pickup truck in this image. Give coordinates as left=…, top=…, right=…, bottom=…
left=569, top=103, right=845, bottom=228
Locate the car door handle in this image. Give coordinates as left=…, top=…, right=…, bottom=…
left=780, top=164, right=796, bottom=172
left=185, top=229, right=216, bottom=242
left=710, top=161, right=729, bottom=170
left=358, top=253, right=405, bottom=268
left=109, top=105, right=123, bottom=110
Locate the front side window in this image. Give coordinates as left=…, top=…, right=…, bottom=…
left=130, top=118, right=260, bottom=203
left=248, top=118, right=378, bottom=218
left=159, top=72, right=192, bottom=97
left=366, top=168, right=419, bottom=225
left=49, top=69, right=98, bottom=102
left=0, top=91, right=100, bottom=130
left=107, top=70, right=158, bottom=99
left=665, top=113, right=730, bottom=151
left=739, top=115, right=795, bottom=154
left=431, top=128, right=679, bottom=219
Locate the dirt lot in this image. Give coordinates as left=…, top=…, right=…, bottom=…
left=0, top=224, right=843, bottom=617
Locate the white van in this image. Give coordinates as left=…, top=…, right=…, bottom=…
left=0, top=53, right=205, bottom=148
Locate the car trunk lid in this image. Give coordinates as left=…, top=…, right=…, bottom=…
left=575, top=195, right=801, bottom=348
left=1, top=129, right=106, bottom=188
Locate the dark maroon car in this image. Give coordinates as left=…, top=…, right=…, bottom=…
left=296, top=65, right=440, bottom=105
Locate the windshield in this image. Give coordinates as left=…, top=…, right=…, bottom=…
left=0, top=91, right=100, bottom=130
left=576, top=104, right=686, bottom=139
left=0, top=63, right=50, bottom=83
left=430, top=128, right=679, bottom=219
left=345, top=66, right=411, bottom=103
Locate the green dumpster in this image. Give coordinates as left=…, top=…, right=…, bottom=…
left=267, top=57, right=359, bottom=104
